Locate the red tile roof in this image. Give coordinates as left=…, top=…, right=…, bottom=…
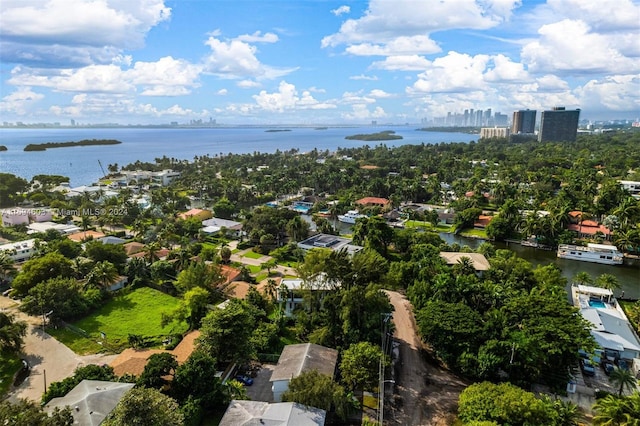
left=567, top=223, right=612, bottom=236
left=356, top=197, right=390, bottom=206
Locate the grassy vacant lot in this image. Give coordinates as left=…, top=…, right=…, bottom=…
left=0, top=352, right=22, bottom=398
left=49, top=287, right=188, bottom=355
left=404, top=220, right=452, bottom=232
left=243, top=250, right=264, bottom=260
left=459, top=228, right=488, bottom=239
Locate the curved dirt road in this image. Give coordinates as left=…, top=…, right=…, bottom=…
left=385, top=290, right=468, bottom=426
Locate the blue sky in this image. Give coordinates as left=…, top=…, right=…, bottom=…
left=1, top=0, right=638, bottom=125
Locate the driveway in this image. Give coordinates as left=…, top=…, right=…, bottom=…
left=245, top=364, right=275, bottom=402
left=2, top=296, right=116, bottom=403
left=385, top=290, right=469, bottom=426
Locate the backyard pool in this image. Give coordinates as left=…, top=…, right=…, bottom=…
left=588, top=299, right=607, bottom=309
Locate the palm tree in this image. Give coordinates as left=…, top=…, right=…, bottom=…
left=593, top=394, right=634, bottom=425
left=264, top=278, right=278, bottom=303
left=144, top=242, right=161, bottom=264
left=609, top=367, right=638, bottom=397
left=86, top=261, right=119, bottom=290
left=0, top=312, right=28, bottom=353
left=613, top=197, right=640, bottom=230
left=572, top=271, right=594, bottom=286
left=0, top=252, right=16, bottom=282
left=596, top=273, right=621, bottom=291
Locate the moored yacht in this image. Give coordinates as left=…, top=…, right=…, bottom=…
left=557, top=243, right=623, bottom=265
left=337, top=210, right=366, bottom=224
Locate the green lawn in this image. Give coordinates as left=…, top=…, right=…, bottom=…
left=243, top=250, right=264, bottom=260
left=619, top=300, right=639, bottom=333
left=247, top=265, right=262, bottom=274
left=48, top=287, right=188, bottom=355
left=254, top=273, right=268, bottom=283
left=459, top=228, right=488, bottom=239
left=0, top=352, right=22, bottom=398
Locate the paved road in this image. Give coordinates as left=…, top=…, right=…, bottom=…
left=385, top=290, right=468, bottom=426
left=1, top=296, right=116, bottom=403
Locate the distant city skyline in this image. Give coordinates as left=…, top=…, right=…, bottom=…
left=1, top=1, right=638, bottom=125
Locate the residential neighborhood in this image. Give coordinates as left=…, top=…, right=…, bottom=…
left=0, top=130, right=639, bottom=425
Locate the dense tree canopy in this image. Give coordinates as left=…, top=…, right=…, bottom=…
left=103, top=387, right=184, bottom=426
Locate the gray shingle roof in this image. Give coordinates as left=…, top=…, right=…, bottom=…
left=270, top=343, right=338, bottom=382
left=219, top=400, right=326, bottom=426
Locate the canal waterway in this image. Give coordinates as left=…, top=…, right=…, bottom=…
left=305, top=215, right=639, bottom=299
left=439, top=233, right=639, bottom=300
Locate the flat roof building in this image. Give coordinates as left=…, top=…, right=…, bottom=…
left=512, top=109, right=536, bottom=134
left=538, top=107, right=580, bottom=142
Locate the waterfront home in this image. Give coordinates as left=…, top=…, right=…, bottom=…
left=220, top=401, right=326, bottom=426
left=440, top=252, right=491, bottom=275
left=356, top=196, right=391, bottom=210
left=474, top=214, right=493, bottom=229
left=297, top=234, right=363, bottom=255
left=567, top=220, right=613, bottom=241
left=178, top=208, right=213, bottom=221
left=118, top=169, right=181, bottom=186
left=0, top=239, right=37, bottom=263
left=1, top=209, right=29, bottom=226
left=270, top=343, right=338, bottom=402
left=201, top=217, right=243, bottom=237
left=573, top=285, right=640, bottom=361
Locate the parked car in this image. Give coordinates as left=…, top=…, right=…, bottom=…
left=602, top=362, right=615, bottom=376
left=580, top=359, right=596, bottom=376
left=235, top=375, right=254, bottom=386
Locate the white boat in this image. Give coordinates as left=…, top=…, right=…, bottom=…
left=337, top=210, right=366, bottom=224
left=557, top=243, right=623, bottom=265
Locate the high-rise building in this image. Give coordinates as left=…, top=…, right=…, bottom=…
left=512, top=109, right=536, bottom=134
left=494, top=112, right=508, bottom=127
left=538, top=107, right=580, bottom=142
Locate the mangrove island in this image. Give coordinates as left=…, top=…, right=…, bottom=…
left=23, top=139, right=122, bottom=151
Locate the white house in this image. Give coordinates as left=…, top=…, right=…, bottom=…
left=45, top=380, right=134, bottom=426
left=619, top=180, right=640, bottom=200
left=278, top=274, right=340, bottom=317
left=219, top=400, right=326, bottom=426
left=1, top=209, right=29, bottom=226
left=575, top=285, right=640, bottom=361
left=0, top=239, right=37, bottom=263
left=201, top=217, right=243, bottom=237
left=270, top=343, right=338, bottom=403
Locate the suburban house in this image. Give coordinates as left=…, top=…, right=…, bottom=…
left=297, top=234, right=363, bottom=256
left=473, top=214, right=493, bottom=229
left=106, top=275, right=128, bottom=292
left=0, top=208, right=51, bottom=226
left=110, top=331, right=201, bottom=377
left=439, top=252, right=491, bottom=275
left=123, top=241, right=145, bottom=256
left=220, top=400, right=326, bottom=426
left=573, top=285, right=640, bottom=361
left=118, top=169, right=181, bottom=186
left=201, top=217, right=243, bottom=237
left=68, top=230, right=107, bottom=242
left=619, top=180, right=640, bottom=200
left=567, top=220, right=612, bottom=241
left=98, top=236, right=127, bottom=245
left=178, top=208, right=213, bottom=221
left=0, top=239, right=37, bottom=263
left=277, top=274, right=341, bottom=317
left=27, top=221, right=80, bottom=235
left=44, top=380, right=135, bottom=426
left=271, top=343, right=339, bottom=402
left=356, top=196, right=391, bottom=210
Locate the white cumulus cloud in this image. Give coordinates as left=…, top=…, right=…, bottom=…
left=253, top=81, right=336, bottom=112
left=331, top=5, right=350, bottom=16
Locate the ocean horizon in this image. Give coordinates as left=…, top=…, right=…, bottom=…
left=0, top=127, right=477, bottom=186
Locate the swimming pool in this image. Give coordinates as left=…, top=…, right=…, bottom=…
left=588, top=299, right=607, bottom=309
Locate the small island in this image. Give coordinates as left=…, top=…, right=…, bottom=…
left=345, top=130, right=403, bottom=141
left=23, top=139, right=122, bottom=151
left=0, top=145, right=7, bottom=152
left=265, top=129, right=291, bottom=133
left=314, top=127, right=328, bottom=130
